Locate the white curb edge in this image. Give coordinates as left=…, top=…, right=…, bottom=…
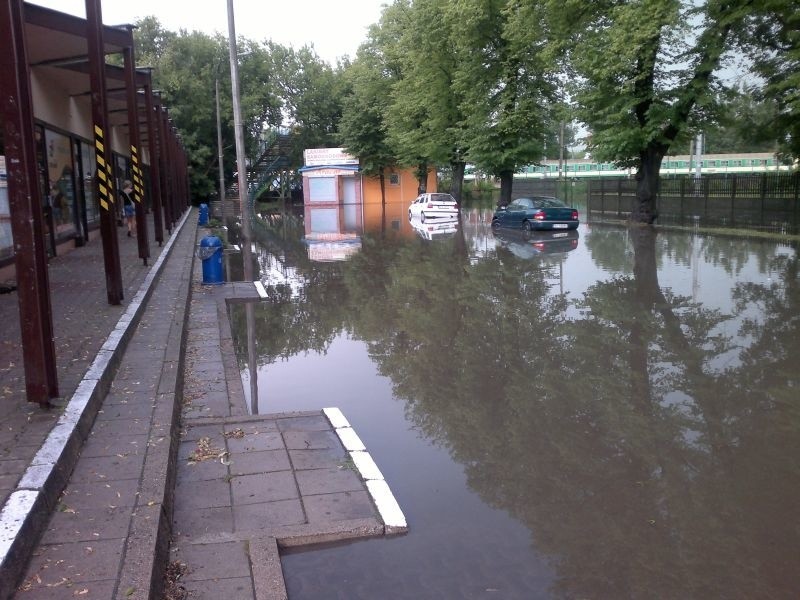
left=322, top=407, right=408, bottom=535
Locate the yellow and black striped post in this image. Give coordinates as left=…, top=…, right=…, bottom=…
left=87, top=0, right=123, bottom=305
left=94, top=125, right=114, bottom=213
left=131, top=144, right=143, bottom=205
left=123, top=41, right=150, bottom=263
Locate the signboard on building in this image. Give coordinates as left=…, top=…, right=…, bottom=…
left=303, top=148, right=359, bottom=167
left=304, top=168, right=357, bottom=178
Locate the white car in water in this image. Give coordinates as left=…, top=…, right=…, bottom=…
left=408, top=193, right=459, bottom=222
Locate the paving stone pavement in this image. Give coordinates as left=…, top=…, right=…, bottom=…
left=0, top=212, right=186, bottom=599
left=1, top=210, right=407, bottom=600
left=168, top=259, right=406, bottom=600
left=6, top=210, right=195, bottom=600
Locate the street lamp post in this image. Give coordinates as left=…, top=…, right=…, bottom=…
left=226, top=0, right=253, bottom=280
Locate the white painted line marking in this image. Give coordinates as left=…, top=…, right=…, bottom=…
left=323, top=407, right=350, bottom=429
left=0, top=491, right=39, bottom=561
left=254, top=281, right=268, bottom=298
left=18, top=465, right=52, bottom=490
left=350, top=451, right=384, bottom=481
left=366, top=480, right=407, bottom=532
left=335, top=427, right=366, bottom=452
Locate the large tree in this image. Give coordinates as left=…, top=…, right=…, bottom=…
left=742, top=0, right=800, bottom=160
left=391, top=0, right=472, bottom=201
left=702, top=86, right=780, bottom=154
left=379, top=0, right=437, bottom=193
left=452, top=0, right=556, bottom=205
left=134, top=19, right=282, bottom=200
left=549, top=0, right=755, bottom=223
left=272, top=44, right=349, bottom=168
left=339, top=41, right=396, bottom=208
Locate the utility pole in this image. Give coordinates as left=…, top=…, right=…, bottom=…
left=214, top=73, right=225, bottom=206
left=226, top=0, right=253, bottom=281
left=559, top=121, right=565, bottom=199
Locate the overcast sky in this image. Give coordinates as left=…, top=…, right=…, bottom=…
left=30, top=0, right=387, bottom=65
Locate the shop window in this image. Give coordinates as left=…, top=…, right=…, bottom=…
left=309, top=177, right=337, bottom=202
left=76, top=140, right=99, bottom=228
left=0, top=155, right=10, bottom=261
left=44, top=128, right=77, bottom=239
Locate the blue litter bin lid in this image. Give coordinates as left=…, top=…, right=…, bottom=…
left=197, top=235, right=222, bottom=259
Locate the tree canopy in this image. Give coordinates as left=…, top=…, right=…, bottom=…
left=134, top=1, right=798, bottom=211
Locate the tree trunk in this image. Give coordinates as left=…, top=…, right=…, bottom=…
left=450, top=161, right=466, bottom=203
left=416, top=161, right=428, bottom=194
left=498, top=170, right=513, bottom=207
left=379, top=166, right=386, bottom=235
left=631, top=146, right=663, bottom=224
left=379, top=166, right=386, bottom=206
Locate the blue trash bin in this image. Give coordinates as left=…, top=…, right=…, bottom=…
left=198, top=235, right=223, bottom=284
left=198, top=203, right=209, bottom=226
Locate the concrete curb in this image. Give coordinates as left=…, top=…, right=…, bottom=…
left=0, top=209, right=192, bottom=600
left=322, top=407, right=408, bottom=534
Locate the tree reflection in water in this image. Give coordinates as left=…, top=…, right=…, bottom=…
left=230, top=211, right=800, bottom=599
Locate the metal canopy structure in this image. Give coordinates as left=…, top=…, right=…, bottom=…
left=0, top=0, right=189, bottom=405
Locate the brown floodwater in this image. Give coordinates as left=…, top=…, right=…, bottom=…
left=227, top=203, right=800, bottom=599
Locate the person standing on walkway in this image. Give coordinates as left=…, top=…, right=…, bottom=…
left=120, top=180, right=136, bottom=237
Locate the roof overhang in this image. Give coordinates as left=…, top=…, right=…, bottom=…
left=23, top=2, right=153, bottom=133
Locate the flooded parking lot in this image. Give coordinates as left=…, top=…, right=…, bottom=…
left=228, top=203, right=799, bottom=599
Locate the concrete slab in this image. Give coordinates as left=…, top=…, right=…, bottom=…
left=177, top=540, right=252, bottom=582
left=57, top=479, right=141, bottom=510
left=302, top=490, right=377, bottom=523
left=182, top=577, right=255, bottom=600
left=282, top=430, right=340, bottom=451
left=21, top=538, right=126, bottom=585
left=172, top=506, right=234, bottom=540
left=40, top=506, right=131, bottom=544
left=228, top=449, right=291, bottom=475
left=226, top=431, right=285, bottom=454
left=295, top=467, right=364, bottom=496
left=232, top=500, right=306, bottom=532
left=230, top=471, right=298, bottom=505
left=174, top=479, right=231, bottom=510
left=275, top=415, right=330, bottom=432
left=288, top=447, right=347, bottom=471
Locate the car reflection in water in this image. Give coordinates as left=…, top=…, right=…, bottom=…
left=492, top=226, right=579, bottom=258
left=409, top=214, right=459, bottom=240
left=303, top=233, right=362, bottom=261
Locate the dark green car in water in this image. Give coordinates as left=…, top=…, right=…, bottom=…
left=491, top=196, right=580, bottom=231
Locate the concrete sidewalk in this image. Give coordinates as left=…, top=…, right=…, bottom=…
left=0, top=212, right=188, bottom=598
left=0, top=211, right=407, bottom=599
left=0, top=210, right=194, bottom=599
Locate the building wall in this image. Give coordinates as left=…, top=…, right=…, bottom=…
left=30, top=69, right=142, bottom=161
left=361, top=168, right=438, bottom=205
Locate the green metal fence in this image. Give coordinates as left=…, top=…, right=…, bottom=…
left=584, top=173, right=800, bottom=233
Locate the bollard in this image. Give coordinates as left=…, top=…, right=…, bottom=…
left=197, top=235, right=224, bottom=284
left=198, top=203, right=209, bottom=226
